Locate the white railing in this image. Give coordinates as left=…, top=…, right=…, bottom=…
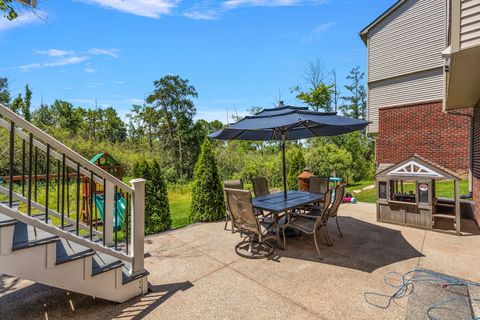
left=0, top=103, right=146, bottom=275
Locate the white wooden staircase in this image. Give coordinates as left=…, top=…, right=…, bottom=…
left=0, top=104, right=148, bottom=303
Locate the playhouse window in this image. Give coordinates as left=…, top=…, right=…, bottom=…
left=418, top=182, right=429, bottom=203
left=378, top=181, right=387, bottom=199
left=389, top=180, right=416, bottom=203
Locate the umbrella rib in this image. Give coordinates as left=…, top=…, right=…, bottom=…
left=230, top=129, right=248, bottom=140
left=302, top=122, right=318, bottom=137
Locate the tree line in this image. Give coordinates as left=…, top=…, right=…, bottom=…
left=0, top=63, right=372, bottom=184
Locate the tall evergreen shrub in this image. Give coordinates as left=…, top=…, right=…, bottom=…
left=132, top=159, right=171, bottom=234
left=189, top=138, right=225, bottom=223
left=287, top=148, right=306, bottom=190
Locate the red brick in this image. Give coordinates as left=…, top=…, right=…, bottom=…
left=377, top=100, right=470, bottom=175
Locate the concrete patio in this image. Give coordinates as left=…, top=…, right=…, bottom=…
left=1, top=202, right=479, bottom=319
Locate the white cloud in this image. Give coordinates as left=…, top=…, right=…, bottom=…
left=0, top=10, right=45, bottom=32
left=88, top=48, right=120, bottom=58
left=183, top=0, right=327, bottom=20
left=35, top=49, right=74, bottom=57
left=9, top=47, right=120, bottom=71
left=19, top=56, right=89, bottom=71
left=80, top=0, right=177, bottom=18
left=114, top=80, right=125, bottom=84
left=183, top=10, right=219, bottom=20
left=222, top=0, right=326, bottom=9
left=301, top=21, right=336, bottom=42
left=127, top=98, right=144, bottom=105
left=84, top=67, right=97, bottom=73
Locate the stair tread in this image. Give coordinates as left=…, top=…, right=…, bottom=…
left=92, top=252, right=124, bottom=276
left=122, top=267, right=149, bottom=285
left=56, top=239, right=95, bottom=265
left=12, top=221, right=59, bottom=251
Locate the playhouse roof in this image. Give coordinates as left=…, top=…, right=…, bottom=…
left=89, top=152, right=120, bottom=166
left=376, top=154, right=460, bottom=180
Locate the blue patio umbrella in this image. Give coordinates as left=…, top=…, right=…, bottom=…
left=209, top=102, right=370, bottom=199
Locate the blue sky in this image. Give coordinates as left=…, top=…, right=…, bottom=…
left=1, top=0, right=392, bottom=122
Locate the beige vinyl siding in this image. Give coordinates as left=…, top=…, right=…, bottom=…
left=368, top=0, right=446, bottom=82
left=368, top=68, right=444, bottom=132
left=461, top=0, right=480, bottom=49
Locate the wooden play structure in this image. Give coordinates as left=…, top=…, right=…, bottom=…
left=376, top=154, right=461, bottom=235
left=81, top=152, right=125, bottom=229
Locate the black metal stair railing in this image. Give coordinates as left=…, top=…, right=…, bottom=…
left=2, top=116, right=133, bottom=257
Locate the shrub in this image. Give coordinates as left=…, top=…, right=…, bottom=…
left=305, top=141, right=353, bottom=181
left=189, top=138, right=226, bottom=223
left=287, top=147, right=306, bottom=190
left=132, top=159, right=171, bottom=234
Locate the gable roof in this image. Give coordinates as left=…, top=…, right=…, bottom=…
left=89, top=152, right=120, bottom=166
left=359, top=0, right=407, bottom=44
left=376, top=154, right=461, bottom=180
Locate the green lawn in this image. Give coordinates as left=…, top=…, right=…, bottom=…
left=347, top=180, right=470, bottom=204
left=168, top=190, right=191, bottom=228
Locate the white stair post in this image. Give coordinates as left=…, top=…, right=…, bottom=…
left=104, top=180, right=115, bottom=245
left=129, top=178, right=146, bottom=276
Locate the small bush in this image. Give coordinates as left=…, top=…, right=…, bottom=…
left=189, top=138, right=226, bottom=223
left=133, top=159, right=171, bottom=234
left=287, top=147, right=306, bottom=190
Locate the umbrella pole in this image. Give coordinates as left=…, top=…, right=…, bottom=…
left=281, top=133, right=287, bottom=199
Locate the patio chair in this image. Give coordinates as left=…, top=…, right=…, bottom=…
left=252, top=177, right=270, bottom=197
left=224, top=188, right=276, bottom=259
left=224, top=179, right=244, bottom=232
left=282, top=189, right=333, bottom=258
left=328, top=183, right=347, bottom=238
left=298, top=176, right=329, bottom=215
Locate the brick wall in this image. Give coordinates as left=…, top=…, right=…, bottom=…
left=472, top=104, right=480, bottom=226
left=377, top=100, right=471, bottom=175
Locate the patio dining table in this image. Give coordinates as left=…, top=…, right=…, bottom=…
left=252, top=191, right=324, bottom=249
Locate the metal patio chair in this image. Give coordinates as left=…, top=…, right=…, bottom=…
left=252, top=177, right=270, bottom=197
left=327, top=183, right=347, bottom=238
left=301, top=176, right=329, bottom=213
left=224, top=179, right=244, bottom=232
left=282, top=189, right=333, bottom=258
left=224, top=188, right=276, bottom=259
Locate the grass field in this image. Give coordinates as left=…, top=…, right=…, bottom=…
left=169, top=190, right=191, bottom=228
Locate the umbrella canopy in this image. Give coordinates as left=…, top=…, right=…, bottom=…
left=209, top=103, right=370, bottom=198
left=209, top=105, right=369, bottom=141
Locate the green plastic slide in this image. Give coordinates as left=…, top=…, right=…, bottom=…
left=93, top=193, right=126, bottom=231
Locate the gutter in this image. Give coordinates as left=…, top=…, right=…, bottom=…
left=444, top=109, right=474, bottom=193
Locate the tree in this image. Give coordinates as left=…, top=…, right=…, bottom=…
left=130, top=104, right=159, bottom=149
left=0, top=77, right=10, bottom=106
left=293, top=59, right=335, bottom=112
left=189, top=138, right=225, bottom=223
left=50, top=99, right=83, bottom=134
left=146, top=75, right=198, bottom=177
left=0, top=0, right=18, bottom=20
left=23, top=84, right=32, bottom=121
left=132, top=160, right=171, bottom=234
left=287, top=147, right=306, bottom=190
left=10, top=93, right=24, bottom=114
left=294, top=83, right=334, bottom=112
left=99, top=107, right=127, bottom=143
left=332, top=69, right=341, bottom=113
left=305, top=140, right=353, bottom=181
left=340, top=66, right=367, bottom=119
left=32, top=104, right=55, bottom=129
